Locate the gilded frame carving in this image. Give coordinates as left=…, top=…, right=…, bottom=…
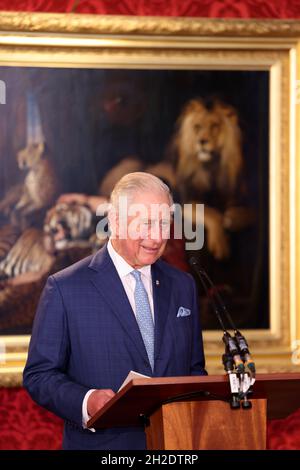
left=0, top=13, right=299, bottom=384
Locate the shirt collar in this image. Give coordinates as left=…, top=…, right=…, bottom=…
left=107, top=239, right=152, bottom=281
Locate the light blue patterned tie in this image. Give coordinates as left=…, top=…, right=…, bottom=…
left=131, top=270, right=154, bottom=371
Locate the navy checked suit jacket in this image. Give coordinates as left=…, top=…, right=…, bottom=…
left=23, top=245, right=206, bottom=450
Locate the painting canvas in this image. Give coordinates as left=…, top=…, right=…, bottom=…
left=0, top=65, right=269, bottom=335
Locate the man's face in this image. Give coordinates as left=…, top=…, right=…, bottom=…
left=111, top=190, right=172, bottom=268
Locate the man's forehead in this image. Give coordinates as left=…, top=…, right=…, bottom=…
left=130, top=189, right=170, bottom=203
left=128, top=203, right=172, bottom=214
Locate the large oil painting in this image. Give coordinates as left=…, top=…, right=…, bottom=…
left=0, top=66, right=269, bottom=335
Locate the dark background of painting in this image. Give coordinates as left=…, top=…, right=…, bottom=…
left=0, top=67, right=269, bottom=332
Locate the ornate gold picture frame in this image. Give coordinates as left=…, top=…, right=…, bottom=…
left=0, top=13, right=299, bottom=385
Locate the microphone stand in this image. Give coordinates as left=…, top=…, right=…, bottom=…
left=189, top=257, right=255, bottom=410
left=198, top=268, right=256, bottom=374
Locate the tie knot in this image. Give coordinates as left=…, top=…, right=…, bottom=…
left=131, top=269, right=142, bottom=282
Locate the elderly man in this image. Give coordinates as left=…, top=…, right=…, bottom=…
left=23, top=172, right=206, bottom=450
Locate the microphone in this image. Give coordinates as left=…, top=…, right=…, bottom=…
left=234, top=330, right=256, bottom=376
left=189, top=256, right=255, bottom=376
left=222, top=331, right=245, bottom=374
left=222, top=352, right=241, bottom=409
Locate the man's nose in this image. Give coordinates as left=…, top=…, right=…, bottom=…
left=148, top=223, right=163, bottom=242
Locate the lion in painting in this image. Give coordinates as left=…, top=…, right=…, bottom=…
left=170, top=98, right=255, bottom=261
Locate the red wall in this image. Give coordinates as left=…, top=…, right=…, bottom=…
left=0, top=0, right=299, bottom=18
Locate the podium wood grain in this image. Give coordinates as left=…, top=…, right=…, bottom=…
left=146, top=399, right=267, bottom=450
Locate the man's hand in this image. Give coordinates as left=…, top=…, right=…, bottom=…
left=87, top=389, right=115, bottom=417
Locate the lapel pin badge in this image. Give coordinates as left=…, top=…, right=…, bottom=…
left=156, top=280, right=160, bottom=286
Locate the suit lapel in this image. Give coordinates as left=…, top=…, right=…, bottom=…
left=152, top=261, right=172, bottom=363
left=88, top=246, right=149, bottom=364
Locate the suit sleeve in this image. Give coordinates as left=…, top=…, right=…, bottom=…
left=190, top=275, right=208, bottom=376
left=23, top=275, right=89, bottom=427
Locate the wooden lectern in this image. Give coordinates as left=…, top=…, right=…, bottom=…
left=88, top=373, right=300, bottom=450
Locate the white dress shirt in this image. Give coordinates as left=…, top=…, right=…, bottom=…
left=82, top=239, right=154, bottom=430
left=106, top=238, right=154, bottom=320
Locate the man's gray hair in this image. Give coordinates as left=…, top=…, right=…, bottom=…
left=110, top=172, right=173, bottom=210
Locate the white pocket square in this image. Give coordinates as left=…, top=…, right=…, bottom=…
left=177, top=306, right=191, bottom=317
